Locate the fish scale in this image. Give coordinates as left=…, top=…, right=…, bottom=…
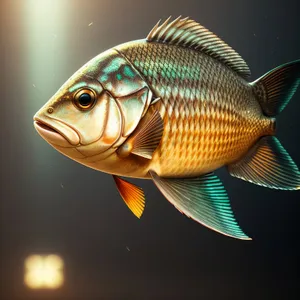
left=117, top=41, right=271, bottom=176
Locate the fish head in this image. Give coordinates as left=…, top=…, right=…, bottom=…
left=33, top=46, right=152, bottom=172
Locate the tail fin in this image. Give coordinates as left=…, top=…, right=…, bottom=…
left=251, top=59, right=300, bottom=116
left=228, top=136, right=300, bottom=190
left=228, top=60, right=300, bottom=190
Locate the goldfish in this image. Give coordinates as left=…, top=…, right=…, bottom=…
left=34, top=16, right=300, bottom=240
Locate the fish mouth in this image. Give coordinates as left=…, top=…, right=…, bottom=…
left=34, top=121, right=59, bottom=133
left=34, top=117, right=80, bottom=147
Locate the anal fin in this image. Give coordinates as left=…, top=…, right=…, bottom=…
left=113, top=175, right=146, bottom=218
left=228, top=136, right=300, bottom=190
left=149, top=171, right=250, bottom=240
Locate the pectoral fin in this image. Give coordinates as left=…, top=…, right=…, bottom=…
left=149, top=171, right=251, bottom=240
left=113, top=175, right=145, bottom=218
left=117, top=109, right=164, bottom=159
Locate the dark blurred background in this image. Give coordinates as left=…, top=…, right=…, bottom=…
left=1, top=0, right=300, bottom=299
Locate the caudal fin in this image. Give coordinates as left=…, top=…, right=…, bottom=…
left=228, top=136, right=300, bottom=190
left=251, top=59, right=300, bottom=116
left=228, top=60, right=300, bottom=190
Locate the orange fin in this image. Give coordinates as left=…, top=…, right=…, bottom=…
left=113, top=175, right=146, bottom=218
left=118, top=109, right=164, bottom=159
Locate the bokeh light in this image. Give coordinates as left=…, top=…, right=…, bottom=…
left=24, top=254, right=64, bottom=289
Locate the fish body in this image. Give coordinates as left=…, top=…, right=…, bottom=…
left=34, top=17, right=300, bottom=240
left=116, top=40, right=274, bottom=177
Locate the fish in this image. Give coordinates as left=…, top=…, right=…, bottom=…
left=33, top=16, right=300, bottom=240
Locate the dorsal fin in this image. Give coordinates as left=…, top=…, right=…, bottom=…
left=146, top=16, right=251, bottom=79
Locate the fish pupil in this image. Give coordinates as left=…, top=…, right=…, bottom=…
left=79, top=93, right=92, bottom=106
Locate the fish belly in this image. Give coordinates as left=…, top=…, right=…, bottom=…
left=119, top=41, right=272, bottom=177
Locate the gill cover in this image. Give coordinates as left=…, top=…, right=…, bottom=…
left=76, top=49, right=155, bottom=156
left=94, top=49, right=153, bottom=138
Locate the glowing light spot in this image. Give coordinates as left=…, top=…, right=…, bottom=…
left=24, top=254, right=64, bottom=289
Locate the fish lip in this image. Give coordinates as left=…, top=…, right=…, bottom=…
left=34, top=120, right=59, bottom=134
left=33, top=116, right=80, bottom=147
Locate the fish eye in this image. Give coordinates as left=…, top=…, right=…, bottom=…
left=74, top=89, right=96, bottom=110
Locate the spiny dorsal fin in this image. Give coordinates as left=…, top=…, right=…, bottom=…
left=146, top=16, right=251, bottom=79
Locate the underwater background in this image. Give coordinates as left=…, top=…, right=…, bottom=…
left=1, top=0, right=300, bottom=299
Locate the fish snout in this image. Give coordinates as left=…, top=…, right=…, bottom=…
left=33, top=113, right=80, bottom=147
